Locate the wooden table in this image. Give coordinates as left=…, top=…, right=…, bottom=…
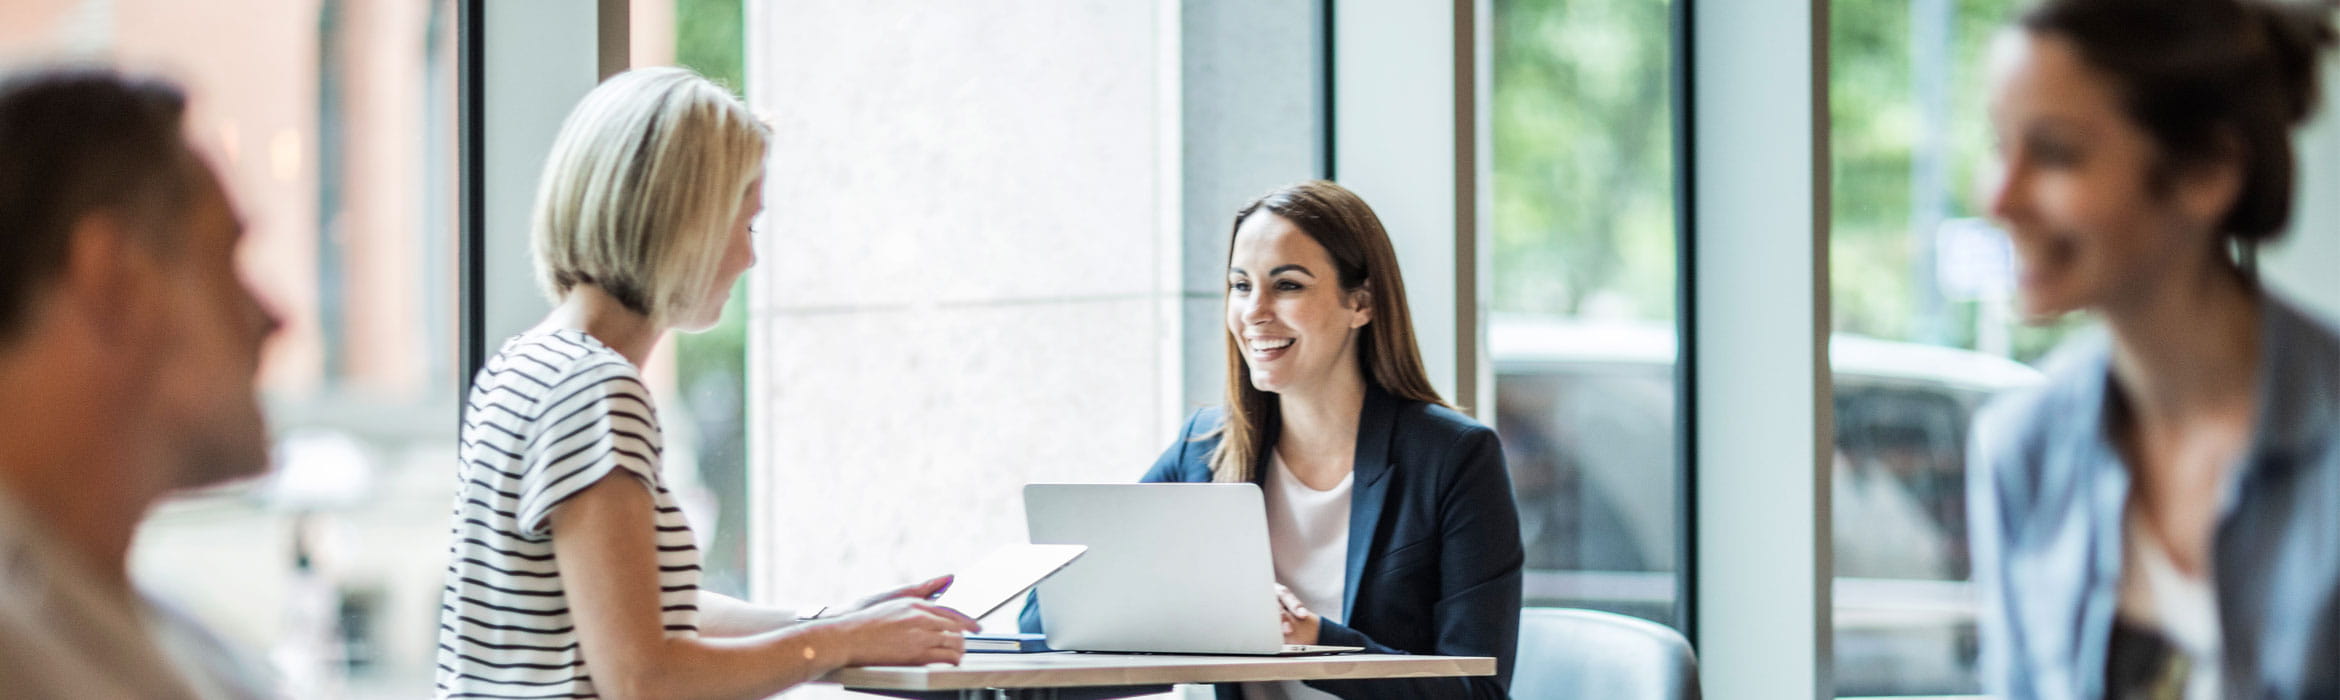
left=819, top=652, right=1496, bottom=700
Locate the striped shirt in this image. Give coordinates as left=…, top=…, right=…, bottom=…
left=436, top=329, right=700, bottom=699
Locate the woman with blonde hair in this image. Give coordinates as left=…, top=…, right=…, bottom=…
left=436, top=67, right=975, bottom=700
left=1027, top=181, right=1524, bottom=699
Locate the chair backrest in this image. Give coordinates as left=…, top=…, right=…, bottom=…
left=1512, top=607, right=1701, bottom=700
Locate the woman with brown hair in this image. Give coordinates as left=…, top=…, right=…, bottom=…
left=1030, top=181, right=1522, bottom=699
left=1966, top=0, right=2340, bottom=697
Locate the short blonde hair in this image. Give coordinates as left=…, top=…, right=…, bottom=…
left=531, top=67, right=769, bottom=323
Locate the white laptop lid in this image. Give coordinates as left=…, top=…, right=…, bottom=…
left=1025, top=483, right=1288, bottom=655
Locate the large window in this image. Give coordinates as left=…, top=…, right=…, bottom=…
left=1490, top=0, right=1683, bottom=629
left=1827, top=1, right=2077, bottom=695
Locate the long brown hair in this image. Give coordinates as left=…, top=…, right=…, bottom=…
left=1208, top=181, right=1446, bottom=483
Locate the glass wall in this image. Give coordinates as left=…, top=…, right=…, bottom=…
left=1490, top=0, right=1682, bottom=629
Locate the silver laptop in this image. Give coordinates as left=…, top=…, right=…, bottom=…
left=1024, top=483, right=1363, bottom=655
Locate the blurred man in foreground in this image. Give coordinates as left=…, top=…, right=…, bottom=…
left=0, top=65, right=282, bottom=699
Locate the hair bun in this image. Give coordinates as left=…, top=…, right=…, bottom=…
left=2249, top=0, right=2339, bottom=124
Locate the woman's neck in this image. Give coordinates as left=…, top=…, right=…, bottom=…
left=536, top=285, right=665, bottom=367
left=2101, top=259, right=2261, bottom=440
left=1274, top=371, right=1368, bottom=486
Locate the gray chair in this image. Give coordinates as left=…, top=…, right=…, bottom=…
left=1511, top=607, right=1701, bottom=700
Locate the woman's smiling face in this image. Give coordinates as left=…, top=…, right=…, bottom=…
left=1984, top=30, right=2237, bottom=320
left=1224, top=212, right=1371, bottom=397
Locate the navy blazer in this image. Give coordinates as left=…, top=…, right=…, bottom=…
left=1022, top=386, right=1524, bottom=699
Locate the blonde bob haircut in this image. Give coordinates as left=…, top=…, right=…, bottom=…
left=531, top=66, right=769, bottom=325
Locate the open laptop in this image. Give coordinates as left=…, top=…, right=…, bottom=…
left=1024, top=483, right=1363, bottom=656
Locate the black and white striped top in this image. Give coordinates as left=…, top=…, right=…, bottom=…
left=436, top=329, right=700, bottom=699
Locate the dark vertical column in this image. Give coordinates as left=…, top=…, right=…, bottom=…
left=457, top=0, right=485, bottom=405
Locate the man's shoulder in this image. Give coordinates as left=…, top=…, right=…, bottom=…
left=146, top=597, right=278, bottom=699
left=0, top=545, right=229, bottom=698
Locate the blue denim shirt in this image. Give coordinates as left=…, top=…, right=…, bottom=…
left=1968, top=294, right=2340, bottom=699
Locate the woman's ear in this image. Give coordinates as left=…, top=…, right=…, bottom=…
left=2176, top=128, right=2245, bottom=229
left=1347, top=286, right=1373, bottom=329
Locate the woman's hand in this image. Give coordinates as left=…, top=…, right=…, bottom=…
left=1275, top=583, right=1320, bottom=645
left=846, top=574, right=955, bottom=613
left=826, top=597, right=981, bottom=667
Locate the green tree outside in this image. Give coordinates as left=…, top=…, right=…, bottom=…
left=1493, top=0, right=1676, bottom=320
left=1492, top=0, right=2072, bottom=360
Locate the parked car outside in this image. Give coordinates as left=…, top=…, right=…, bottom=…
left=1490, top=313, right=2042, bottom=696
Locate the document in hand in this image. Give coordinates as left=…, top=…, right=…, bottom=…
left=929, top=543, right=1088, bottom=621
